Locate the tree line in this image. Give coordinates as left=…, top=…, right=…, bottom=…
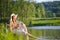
left=0, top=0, right=60, bottom=26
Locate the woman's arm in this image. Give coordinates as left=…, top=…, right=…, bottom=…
left=10, top=21, right=13, bottom=31
left=20, top=22, right=27, bottom=33
left=23, top=23, right=27, bottom=32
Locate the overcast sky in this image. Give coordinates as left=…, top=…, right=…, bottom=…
left=13, top=0, right=60, bottom=3
left=35, top=0, right=60, bottom=3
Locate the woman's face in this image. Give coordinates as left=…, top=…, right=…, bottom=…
left=13, top=16, right=16, bottom=20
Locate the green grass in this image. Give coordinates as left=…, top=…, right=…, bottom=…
left=0, top=23, right=25, bottom=40
left=0, top=30, right=27, bottom=40
left=32, top=19, right=60, bottom=25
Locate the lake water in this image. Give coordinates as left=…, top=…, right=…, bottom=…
left=27, top=26, right=60, bottom=40
left=28, top=26, right=60, bottom=29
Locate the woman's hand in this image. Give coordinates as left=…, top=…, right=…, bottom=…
left=14, top=23, right=19, bottom=28
left=17, top=24, right=19, bottom=27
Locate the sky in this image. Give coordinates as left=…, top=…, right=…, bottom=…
left=35, top=0, right=60, bottom=3
left=13, top=0, right=60, bottom=3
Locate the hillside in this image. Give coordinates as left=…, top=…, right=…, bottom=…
left=43, top=1, right=60, bottom=17
left=36, top=1, right=60, bottom=18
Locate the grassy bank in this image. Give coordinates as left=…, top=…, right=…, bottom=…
left=31, top=19, right=60, bottom=26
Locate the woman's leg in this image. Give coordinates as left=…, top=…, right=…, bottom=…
left=27, top=33, right=37, bottom=39
left=26, top=34, right=29, bottom=40
left=25, top=32, right=37, bottom=40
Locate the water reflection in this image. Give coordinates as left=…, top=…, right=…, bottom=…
left=36, top=36, right=60, bottom=40
left=28, top=26, right=60, bottom=40
left=28, top=26, right=60, bottom=29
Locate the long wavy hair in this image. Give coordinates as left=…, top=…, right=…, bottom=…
left=10, top=16, right=16, bottom=23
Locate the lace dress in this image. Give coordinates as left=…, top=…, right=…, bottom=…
left=12, top=21, right=27, bottom=34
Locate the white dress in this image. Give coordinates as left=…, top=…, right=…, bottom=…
left=12, top=21, right=27, bottom=34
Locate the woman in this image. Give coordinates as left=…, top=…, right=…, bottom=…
left=10, top=13, right=37, bottom=40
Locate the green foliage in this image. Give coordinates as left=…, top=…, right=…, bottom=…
left=36, top=3, right=45, bottom=18
left=0, top=23, right=25, bottom=40
left=0, top=0, right=60, bottom=26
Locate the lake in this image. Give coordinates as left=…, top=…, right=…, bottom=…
left=27, top=26, right=60, bottom=40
